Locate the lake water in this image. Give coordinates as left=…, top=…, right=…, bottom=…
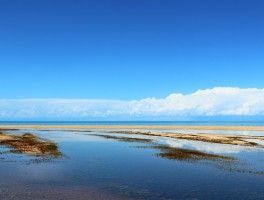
left=1, top=129, right=264, bottom=199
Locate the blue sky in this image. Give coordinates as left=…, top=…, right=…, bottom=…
left=1, top=0, right=264, bottom=99
left=0, top=1, right=264, bottom=119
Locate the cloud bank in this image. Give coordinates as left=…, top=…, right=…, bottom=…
left=1, top=87, right=264, bottom=119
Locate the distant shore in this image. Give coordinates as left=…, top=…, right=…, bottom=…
left=1, top=124, right=264, bottom=147
left=1, top=125, right=264, bottom=131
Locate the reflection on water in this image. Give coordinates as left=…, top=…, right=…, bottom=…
left=162, top=138, right=256, bottom=154
left=92, top=133, right=264, bottom=176
left=1, top=129, right=264, bottom=199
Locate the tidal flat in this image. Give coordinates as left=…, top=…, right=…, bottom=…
left=1, top=126, right=264, bottom=199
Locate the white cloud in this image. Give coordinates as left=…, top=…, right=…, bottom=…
left=128, top=87, right=264, bottom=116
left=1, top=87, right=264, bottom=119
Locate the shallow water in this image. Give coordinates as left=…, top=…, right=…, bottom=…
left=1, top=130, right=264, bottom=199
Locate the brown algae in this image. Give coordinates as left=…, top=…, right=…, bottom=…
left=0, top=132, right=62, bottom=157
left=149, top=144, right=234, bottom=161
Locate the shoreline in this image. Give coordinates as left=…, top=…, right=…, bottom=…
left=1, top=124, right=264, bottom=148
left=1, top=125, right=264, bottom=131
left=1, top=125, right=264, bottom=147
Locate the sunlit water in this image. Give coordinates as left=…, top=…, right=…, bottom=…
left=1, top=129, right=264, bottom=199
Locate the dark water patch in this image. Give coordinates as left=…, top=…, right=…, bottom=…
left=102, top=184, right=161, bottom=200
left=0, top=184, right=130, bottom=200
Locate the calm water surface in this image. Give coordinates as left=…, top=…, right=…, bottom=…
left=1, top=129, right=264, bottom=199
